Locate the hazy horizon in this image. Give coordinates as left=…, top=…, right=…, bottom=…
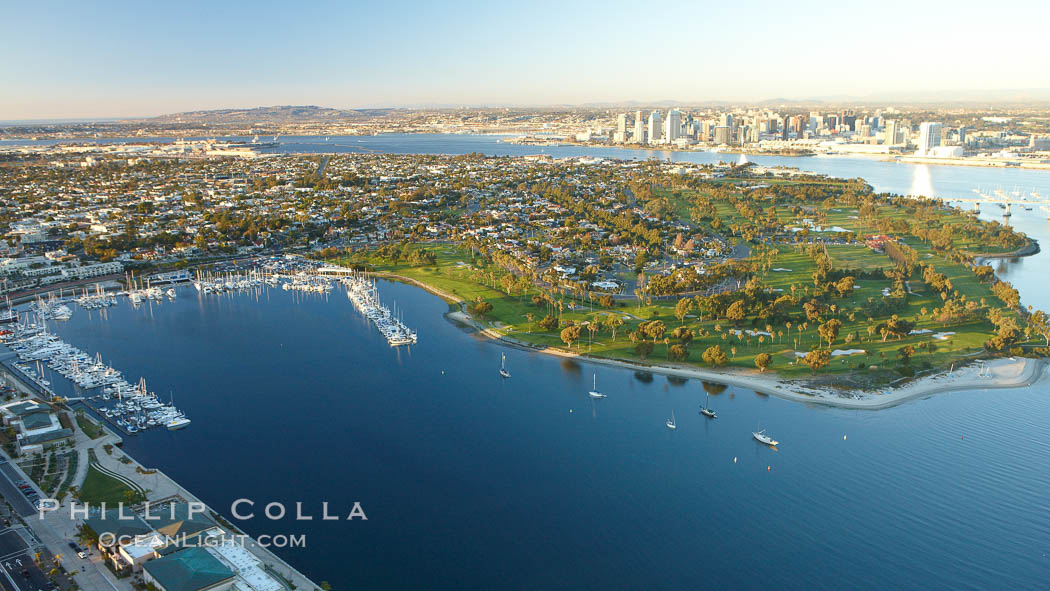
left=3, top=0, right=1049, bottom=119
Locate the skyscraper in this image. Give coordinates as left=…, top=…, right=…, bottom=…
left=634, top=110, right=645, bottom=144
left=664, top=109, right=682, bottom=143
left=917, top=122, right=943, bottom=156
left=713, top=126, right=730, bottom=145
left=841, top=109, right=856, bottom=131
left=616, top=113, right=628, bottom=141
left=884, top=119, right=899, bottom=145
left=648, top=110, right=663, bottom=144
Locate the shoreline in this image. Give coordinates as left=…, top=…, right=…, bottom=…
left=972, top=238, right=1041, bottom=259
left=547, top=140, right=1050, bottom=171
left=375, top=272, right=1047, bottom=411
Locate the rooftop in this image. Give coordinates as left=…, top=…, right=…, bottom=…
left=143, top=547, right=234, bottom=591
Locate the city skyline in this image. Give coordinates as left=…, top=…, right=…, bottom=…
left=3, top=0, right=1050, bottom=119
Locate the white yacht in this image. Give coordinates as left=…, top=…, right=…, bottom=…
left=167, top=416, right=191, bottom=430
left=499, top=353, right=511, bottom=378
left=753, top=424, right=778, bottom=446
left=666, top=410, right=676, bottom=430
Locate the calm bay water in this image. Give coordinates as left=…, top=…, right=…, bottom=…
left=14, top=133, right=1050, bottom=587
left=45, top=281, right=1050, bottom=590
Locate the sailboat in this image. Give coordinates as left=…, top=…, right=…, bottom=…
left=666, top=410, right=676, bottom=430
left=499, top=353, right=511, bottom=378
left=752, top=421, right=778, bottom=446
left=700, top=393, right=717, bottom=418
left=587, top=374, right=606, bottom=398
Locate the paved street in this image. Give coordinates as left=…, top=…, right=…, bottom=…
left=0, top=454, right=121, bottom=591
left=0, top=525, right=53, bottom=591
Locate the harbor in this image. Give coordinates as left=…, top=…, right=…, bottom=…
left=0, top=317, right=192, bottom=435
left=343, top=273, right=418, bottom=346
left=0, top=257, right=421, bottom=437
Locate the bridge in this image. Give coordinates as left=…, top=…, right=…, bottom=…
left=939, top=188, right=1050, bottom=217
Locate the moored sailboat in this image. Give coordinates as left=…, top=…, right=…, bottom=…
left=700, top=393, right=717, bottom=418
left=499, top=353, right=511, bottom=378
left=587, top=373, right=605, bottom=398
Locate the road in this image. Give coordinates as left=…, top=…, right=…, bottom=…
left=3, top=274, right=124, bottom=306
left=0, top=457, right=118, bottom=591
left=0, top=526, right=53, bottom=591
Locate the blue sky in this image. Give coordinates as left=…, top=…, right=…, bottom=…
left=2, top=0, right=1048, bottom=119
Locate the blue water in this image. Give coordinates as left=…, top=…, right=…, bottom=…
left=44, top=281, right=1050, bottom=590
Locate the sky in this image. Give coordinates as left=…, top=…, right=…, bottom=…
left=2, top=0, right=1049, bottom=119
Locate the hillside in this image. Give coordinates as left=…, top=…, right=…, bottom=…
left=137, top=105, right=398, bottom=124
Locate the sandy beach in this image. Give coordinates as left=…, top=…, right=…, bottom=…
left=381, top=272, right=1047, bottom=411
left=446, top=309, right=1045, bottom=411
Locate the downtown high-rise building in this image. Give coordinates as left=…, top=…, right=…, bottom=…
left=884, top=119, right=900, bottom=145
left=664, top=109, right=682, bottom=143
left=613, top=113, right=628, bottom=143
left=648, top=110, right=663, bottom=144
left=713, top=125, right=731, bottom=145
left=634, top=110, right=645, bottom=144
left=841, top=109, right=857, bottom=131
left=701, top=120, right=713, bottom=141
left=917, top=122, right=943, bottom=156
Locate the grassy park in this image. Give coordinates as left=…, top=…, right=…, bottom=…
left=78, top=465, right=141, bottom=506
left=335, top=175, right=1043, bottom=388
left=342, top=243, right=1017, bottom=386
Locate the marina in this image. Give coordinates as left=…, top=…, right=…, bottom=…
left=0, top=260, right=422, bottom=437
left=0, top=316, right=191, bottom=434
left=342, top=273, right=418, bottom=346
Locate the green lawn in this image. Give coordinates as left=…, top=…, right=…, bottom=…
left=78, top=465, right=137, bottom=506
left=75, top=413, right=105, bottom=439
left=341, top=238, right=1019, bottom=386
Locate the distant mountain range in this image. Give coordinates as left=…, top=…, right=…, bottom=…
left=756, top=88, right=1050, bottom=106
left=135, top=105, right=401, bottom=124
left=127, top=91, right=1050, bottom=126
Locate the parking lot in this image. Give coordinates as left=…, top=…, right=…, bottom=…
left=0, top=460, right=41, bottom=518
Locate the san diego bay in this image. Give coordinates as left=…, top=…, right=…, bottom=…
left=23, top=218, right=1050, bottom=590
left=6, top=120, right=1050, bottom=591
